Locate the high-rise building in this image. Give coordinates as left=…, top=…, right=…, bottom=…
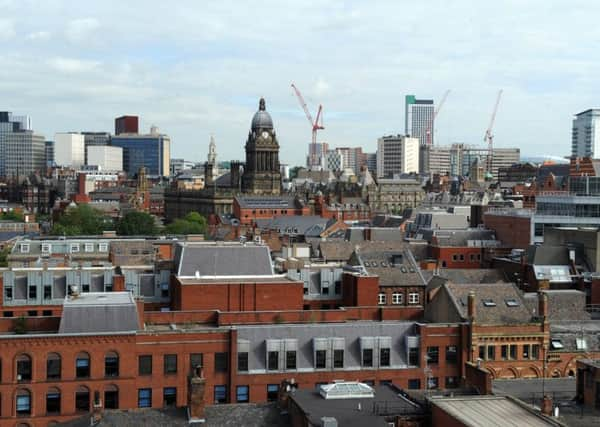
left=405, top=95, right=435, bottom=173
left=366, top=152, right=377, bottom=174
left=115, top=115, right=139, bottom=135
left=322, top=150, right=344, bottom=171
left=45, top=140, right=55, bottom=169
left=87, top=145, right=123, bottom=171
left=428, top=143, right=520, bottom=179
left=111, top=126, right=170, bottom=177
left=81, top=131, right=111, bottom=164
left=241, top=98, right=281, bottom=194
left=376, top=135, right=419, bottom=178
left=170, top=158, right=195, bottom=175
left=0, top=112, right=45, bottom=179
left=571, top=109, right=600, bottom=158
left=307, top=142, right=329, bottom=170
left=54, top=133, right=86, bottom=168
left=335, top=147, right=366, bottom=175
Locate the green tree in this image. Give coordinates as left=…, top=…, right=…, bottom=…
left=1, top=210, right=23, bottom=221
left=0, top=247, right=10, bottom=267
left=51, top=204, right=113, bottom=236
left=165, top=211, right=207, bottom=235
left=116, top=211, right=158, bottom=236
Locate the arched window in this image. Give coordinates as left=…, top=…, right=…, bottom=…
left=46, top=353, right=61, bottom=380
left=75, top=352, right=90, bottom=378
left=16, top=354, right=32, bottom=382
left=104, top=384, right=119, bottom=409
left=75, top=385, right=90, bottom=412
left=16, top=388, right=31, bottom=416
left=104, top=351, right=119, bottom=377
left=46, top=387, right=61, bottom=414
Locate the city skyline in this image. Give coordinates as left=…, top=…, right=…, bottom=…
left=1, top=1, right=598, bottom=164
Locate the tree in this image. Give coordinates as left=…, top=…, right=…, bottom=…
left=51, top=204, right=113, bottom=236
left=116, top=211, right=158, bottom=236
left=165, top=211, right=207, bottom=235
left=1, top=210, right=23, bottom=221
left=0, top=247, right=10, bottom=267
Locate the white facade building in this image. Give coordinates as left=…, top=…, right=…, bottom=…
left=376, top=135, right=419, bottom=178
left=86, top=145, right=123, bottom=171
left=54, top=133, right=85, bottom=168
left=322, top=150, right=344, bottom=171
left=572, top=109, right=600, bottom=158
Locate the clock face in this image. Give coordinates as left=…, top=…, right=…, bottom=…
left=262, top=131, right=269, bottom=139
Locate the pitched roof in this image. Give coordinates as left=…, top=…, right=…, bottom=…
left=176, top=242, right=274, bottom=278
left=430, top=269, right=508, bottom=285
left=350, top=248, right=426, bottom=288
left=254, top=216, right=332, bottom=237
left=526, top=245, right=569, bottom=266
left=444, top=282, right=533, bottom=324
left=235, top=195, right=300, bottom=209
left=319, top=240, right=427, bottom=263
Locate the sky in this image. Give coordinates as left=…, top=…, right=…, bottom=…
left=1, top=0, right=599, bottom=165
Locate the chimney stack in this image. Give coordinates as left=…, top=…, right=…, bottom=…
left=187, top=367, right=206, bottom=422
left=538, top=291, right=548, bottom=320
left=468, top=291, right=476, bottom=322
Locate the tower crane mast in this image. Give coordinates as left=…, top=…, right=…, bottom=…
left=291, top=83, right=325, bottom=168
left=484, top=90, right=503, bottom=174
left=425, top=89, right=451, bottom=146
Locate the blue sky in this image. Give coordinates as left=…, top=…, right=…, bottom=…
left=1, top=0, right=598, bottom=164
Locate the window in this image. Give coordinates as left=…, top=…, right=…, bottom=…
left=28, top=285, right=37, bottom=299
left=505, top=298, right=520, bottom=307
left=487, top=346, right=496, bottom=361
left=70, top=243, right=80, bottom=253
left=267, top=351, right=279, bottom=371
left=378, top=293, right=386, bottom=305
left=446, top=346, right=457, bottom=364
left=267, top=384, right=279, bottom=402
left=16, top=389, right=31, bottom=415
left=164, top=354, right=177, bottom=374
left=163, top=387, right=176, bottom=407
left=576, top=337, right=588, bottom=350
left=20, top=243, right=30, bottom=253
left=75, top=386, right=90, bottom=412
left=46, top=388, right=61, bottom=414
left=501, top=345, right=508, bottom=360
left=380, top=348, right=391, bottom=367
left=215, top=352, right=228, bottom=373
left=408, top=347, right=420, bottom=366
left=139, top=355, right=152, bottom=375
left=76, top=353, right=90, bottom=378
left=41, top=243, right=51, bottom=254
left=478, top=346, right=485, bottom=360
left=236, top=385, right=249, bottom=403
left=286, top=351, right=297, bottom=370
left=3, top=310, right=13, bottom=317
left=4, top=288, right=12, bottom=301
left=509, top=345, right=517, bottom=360
left=428, top=377, right=439, bottom=389
left=532, top=344, right=540, bottom=360
left=445, top=376, right=459, bottom=389
left=105, top=352, right=119, bottom=377
left=214, top=385, right=227, bottom=404
left=138, top=388, right=152, bottom=408
left=408, top=293, right=419, bottom=304
left=427, top=346, right=439, bottom=364
left=551, top=340, right=564, bottom=350
left=392, top=293, right=403, bottom=305
left=334, top=280, right=342, bottom=294
left=190, top=353, right=203, bottom=374
left=16, top=354, right=32, bottom=382
left=459, top=254, right=465, bottom=261
left=27, top=310, right=37, bottom=317
left=482, top=299, right=496, bottom=307
left=44, top=285, right=52, bottom=300
left=238, top=352, right=249, bottom=372
left=104, top=385, right=118, bottom=409
left=316, top=350, right=327, bottom=369
left=46, top=353, right=61, bottom=380
left=84, top=243, right=94, bottom=253
left=99, top=243, right=108, bottom=252
left=362, top=348, right=373, bottom=367
left=42, top=310, right=52, bottom=316
left=408, top=379, right=421, bottom=390
left=523, top=344, right=530, bottom=359
left=333, top=349, right=344, bottom=368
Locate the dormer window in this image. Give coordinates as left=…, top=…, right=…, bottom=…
left=99, top=243, right=108, bottom=252
left=84, top=243, right=94, bottom=253
left=20, top=243, right=30, bottom=253
left=70, top=244, right=80, bottom=253
left=41, top=243, right=51, bottom=254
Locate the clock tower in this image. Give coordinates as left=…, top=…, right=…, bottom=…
left=241, top=98, right=282, bottom=195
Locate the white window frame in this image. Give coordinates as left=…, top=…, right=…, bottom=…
left=70, top=243, right=80, bottom=253
left=98, top=243, right=108, bottom=252
left=392, top=293, right=403, bottom=305
left=41, top=243, right=51, bottom=254
left=378, top=293, right=386, bottom=305
left=84, top=243, right=94, bottom=253
left=408, top=293, right=419, bottom=305
left=20, top=243, right=30, bottom=253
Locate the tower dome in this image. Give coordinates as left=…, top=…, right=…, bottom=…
left=251, top=97, right=273, bottom=130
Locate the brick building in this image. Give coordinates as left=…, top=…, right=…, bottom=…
left=233, top=196, right=310, bottom=225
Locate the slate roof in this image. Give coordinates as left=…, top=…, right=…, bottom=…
left=350, top=248, right=426, bottom=288
left=59, top=408, right=189, bottom=427
left=319, top=240, right=427, bottom=263
left=550, top=321, right=600, bottom=352
left=235, top=195, right=300, bottom=209
left=444, top=282, right=534, bottom=324
left=58, top=292, right=139, bottom=334
left=523, top=290, right=590, bottom=321
left=254, top=216, right=333, bottom=237
left=425, top=269, right=508, bottom=285
left=526, top=245, right=570, bottom=266
left=175, top=242, right=274, bottom=278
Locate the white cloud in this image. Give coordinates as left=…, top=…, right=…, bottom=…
left=47, top=57, right=100, bottom=73
left=0, top=19, right=16, bottom=41
left=65, top=17, right=100, bottom=43
left=26, top=31, right=51, bottom=41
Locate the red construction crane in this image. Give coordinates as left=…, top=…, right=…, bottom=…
left=425, top=89, right=451, bottom=146
left=291, top=84, right=324, bottom=167
left=484, top=90, right=503, bottom=173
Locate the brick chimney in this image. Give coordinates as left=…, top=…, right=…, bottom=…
left=538, top=291, right=548, bottom=320
left=468, top=291, right=476, bottom=322
left=541, top=395, right=553, bottom=416
left=188, top=367, right=206, bottom=422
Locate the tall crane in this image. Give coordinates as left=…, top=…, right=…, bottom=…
left=291, top=83, right=324, bottom=167
left=425, top=89, right=451, bottom=146
left=484, top=90, right=503, bottom=174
